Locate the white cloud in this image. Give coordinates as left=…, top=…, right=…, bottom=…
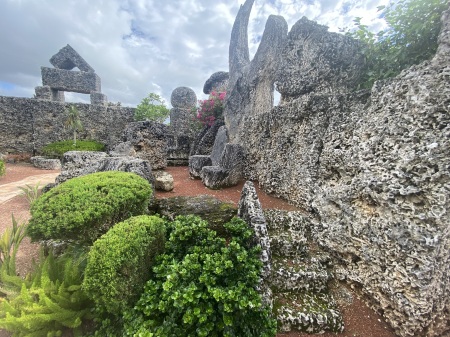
left=0, top=0, right=388, bottom=108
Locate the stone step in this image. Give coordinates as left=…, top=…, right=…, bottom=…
left=274, top=290, right=344, bottom=334
left=265, top=209, right=311, bottom=257
left=270, top=256, right=331, bottom=292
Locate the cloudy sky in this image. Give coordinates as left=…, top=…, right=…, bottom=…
left=0, top=0, right=388, bottom=108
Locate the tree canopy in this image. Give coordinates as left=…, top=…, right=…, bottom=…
left=349, top=0, right=448, bottom=88
left=134, top=93, right=170, bottom=123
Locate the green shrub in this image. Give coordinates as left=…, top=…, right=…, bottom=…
left=41, top=140, right=105, bottom=159
left=0, top=159, right=5, bottom=177
left=27, top=171, right=153, bottom=245
left=0, top=248, right=93, bottom=337
left=124, top=216, right=276, bottom=337
left=83, top=215, right=166, bottom=314
left=134, top=93, right=170, bottom=123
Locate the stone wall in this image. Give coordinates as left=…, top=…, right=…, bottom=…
left=0, top=96, right=134, bottom=154
left=226, top=1, right=450, bottom=336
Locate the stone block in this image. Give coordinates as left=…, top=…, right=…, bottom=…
left=50, top=44, right=95, bottom=73
left=34, top=86, right=52, bottom=100
left=31, top=156, right=61, bottom=170
left=189, top=155, right=211, bottom=178
left=41, top=67, right=101, bottom=94
left=90, top=92, right=107, bottom=105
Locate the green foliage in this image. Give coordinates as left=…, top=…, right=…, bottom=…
left=0, top=159, right=5, bottom=177
left=18, top=183, right=41, bottom=205
left=0, top=215, right=27, bottom=298
left=124, top=216, right=276, bottom=337
left=83, top=215, right=166, bottom=314
left=349, top=0, right=448, bottom=87
left=134, top=93, right=170, bottom=123
left=0, top=248, right=93, bottom=337
left=64, top=105, right=83, bottom=147
left=41, top=140, right=105, bottom=159
left=27, top=171, right=153, bottom=245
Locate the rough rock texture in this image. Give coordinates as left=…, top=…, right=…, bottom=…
left=50, top=44, right=95, bottom=73
left=0, top=98, right=134, bottom=154
left=188, top=156, right=211, bottom=178
left=55, top=151, right=153, bottom=185
left=168, top=87, right=198, bottom=165
left=170, top=86, right=197, bottom=109
left=225, top=0, right=288, bottom=142
left=237, top=181, right=272, bottom=308
left=276, top=17, right=364, bottom=101
left=226, top=4, right=450, bottom=337
left=153, top=170, right=174, bottom=191
left=188, top=125, right=228, bottom=178
left=38, top=45, right=107, bottom=104
left=30, top=156, right=61, bottom=170
left=238, top=181, right=271, bottom=278
left=151, top=195, right=236, bottom=232
left=201, top=143, right=244, bottom=189
left=203, top=71, right=229, bottom=94
left=41, top=67, right=101, bottom=94
left=189, top=119, right=225, bottom=156
left=112, top=121, right=168, bottom=170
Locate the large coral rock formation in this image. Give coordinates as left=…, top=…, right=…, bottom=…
left=111, top=121, right=168, bottom=170
left=225, top=0, right=288, bottom=143
left=226, top=2, right=450, bottom=336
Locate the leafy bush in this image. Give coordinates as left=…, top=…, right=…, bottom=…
left=0, top=248, right=93, bottom=337
left=27, top=171, right=153, bottom=245
left=134, top=93, right=170, bottom=123
left=194, top=91, right=226, bottom=126
left=349, top=0, right=448, bottom=87
left=83, top=215, right=166, bottom=314
left=124, top=216, right=276, bottom=337
left=41, top=140, right=105, bottom=159
left=0, top=159, right=5, bottom=177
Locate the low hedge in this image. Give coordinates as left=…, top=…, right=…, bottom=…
left=83, top=215, right=166, bottom=315
left=0, top=159, right=5, bottom=176
left=27, top=171, right=153, bottom=244
left=41, top=140, right=105, bottom=159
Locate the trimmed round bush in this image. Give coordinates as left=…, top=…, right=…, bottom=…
left=41, top=140, right=105, bottom=159
left=0, top=159, right=5, bottom=176
left=83, top=215, right=166, bottom=314
left=27, top=171, right=152, bottom=244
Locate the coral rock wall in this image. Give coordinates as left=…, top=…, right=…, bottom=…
left=0, top=97, right=134, bottom=154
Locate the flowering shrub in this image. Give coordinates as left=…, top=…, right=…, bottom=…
left=195, top=91, right=226, bottom=126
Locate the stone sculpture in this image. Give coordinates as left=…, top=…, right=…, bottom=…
left=225, top=0, right=288, bottom=142
left=203, top=71, right=229, bottom=94
left=35, top=45, right=107, bottom=105
left=166, top=87, right=198, bottom=165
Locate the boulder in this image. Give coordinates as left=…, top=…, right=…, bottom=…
left=55, top=151, right=153, bottom=185
left=188, top=156, right=211, bottom=178
left=151, top=195, right=237, bottom=233
left=203, top=71, right=229, bottom=94
left=153, top=171, right=174, bottom=191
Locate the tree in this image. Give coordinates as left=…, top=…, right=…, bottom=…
left=349, top=0, right=448, bottom=88
left=134, top=93, right=170, bottom=123
left=64, top=105, right=83, bottom=147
